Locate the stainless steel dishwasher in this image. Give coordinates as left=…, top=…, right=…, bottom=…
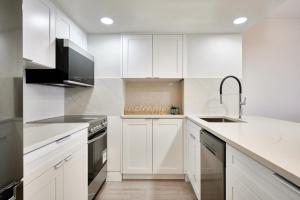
left=200, top=129, right=226, bottom=200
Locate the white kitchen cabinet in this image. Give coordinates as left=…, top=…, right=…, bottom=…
left=24, top=129, right=88, bottom=200
left=186, top=119, right=201, bottom=200
left=184, top=34, right=242, bottom=78
left=23, top=0, right=56, bottom=68
left=24, top=165, right=63, bottom=200
left=56, top=10, right=70, bottom=39
left=63, top=147, right=88, bottom=200
left=122, top=119, right=153, bottom=174
left=227, top=145, right=300, bottom=200
left=153, top=119, right=183, bottom=174
left=56, top=8, right=87, bottom=50
left=122, top=35, right=153, bottom=78
left=153, top=35, right=183, bottom=78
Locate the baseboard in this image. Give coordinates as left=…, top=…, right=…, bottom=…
left=122, top=174, right=185, bottom=180
left=107, top=172, right=122, bottom=182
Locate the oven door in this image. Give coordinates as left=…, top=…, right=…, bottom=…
left=88, top=128, right=107, bottom=185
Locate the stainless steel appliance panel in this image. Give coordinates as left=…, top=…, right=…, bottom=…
left=0, top=0, right=23, bottom=199
left=200, top=130, right=225, bottom=200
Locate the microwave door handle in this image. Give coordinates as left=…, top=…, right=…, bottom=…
left=88, top=131, right=107, bottom=144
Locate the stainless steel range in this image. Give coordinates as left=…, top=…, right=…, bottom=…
left=31, top=115, right=107, bottom=200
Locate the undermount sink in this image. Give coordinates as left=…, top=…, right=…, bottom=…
left=200, top=117, right=244, bottom=123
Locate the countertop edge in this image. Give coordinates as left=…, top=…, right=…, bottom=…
left=24, top=123, right=89, bottom=155
left=186, top=115, right=300, bottom=188
left=121, top=115, right=185, bottom=119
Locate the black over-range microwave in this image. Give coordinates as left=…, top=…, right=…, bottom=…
left=26, top=38, right=94, bottom=87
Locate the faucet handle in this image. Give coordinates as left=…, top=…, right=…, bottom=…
left=241, top=97, right=247, bottom=105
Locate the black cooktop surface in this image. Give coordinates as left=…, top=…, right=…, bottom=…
left=30, top=115, right=106, bottom=124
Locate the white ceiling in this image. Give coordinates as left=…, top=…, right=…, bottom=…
left=55, top=0, right=286, bottom=33
left=269, top=0, right=300, bottom=18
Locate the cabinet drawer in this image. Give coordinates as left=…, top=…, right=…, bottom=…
left=227, top=145, right=300, bottom=200
left=24, top=129, right=87, bottom=185
left=186, top=120, right=201, bottom=141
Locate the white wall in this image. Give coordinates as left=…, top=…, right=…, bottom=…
left=243, top=19, right=300, bottom=122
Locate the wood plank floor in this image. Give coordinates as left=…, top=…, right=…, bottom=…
left=95, top=180, right=197, bottom=200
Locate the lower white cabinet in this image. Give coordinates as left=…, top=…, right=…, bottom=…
left=153, top=119, right=183, bottom=174
left=186, top=120, right=201, bottom=199
left=24, top=129, right=88, bottom=200
left=24, top=165, right=64, bottom=200
left=227, top=145, right=300, bottom=200
left=122, top=118, right=183, bottom=175
left=122, top=119, right=153, bottom=174
left=63, top=147, right=88, bottom=200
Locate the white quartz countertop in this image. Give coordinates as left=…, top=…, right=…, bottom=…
left=122, top=115, right=185, bottom=119
left=187, top=115, right=300, bottom=187
left=24, top=123, right=89, bottom=154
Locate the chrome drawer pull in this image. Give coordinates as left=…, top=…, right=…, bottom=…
left=56, top=135, right=72, bottom=144
left=273, top=173, right=300, bottom=195
left=65, top=155, right=73, bottom=162
left=54, top=161, right=64, bottom=169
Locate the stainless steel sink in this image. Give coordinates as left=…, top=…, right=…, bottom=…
left=199, top=117, right=244, bottom=123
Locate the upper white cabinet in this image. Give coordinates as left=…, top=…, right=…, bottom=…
left=55, top=8, right=87, bottom=50
left=153, top=119, right=183, bottom=174
left=122, top=34, right=183, bottom=78
left=55, top=10, right=70, bottom=39
left=122, top=119, right=153, bottom=174
left=122, top=35, right=153, bottom=78
left=153, top=35, right=183, bottom=78
left=227, top=145, right=300, bottom=200
left=23, top=0, right=56, bottom=68
left=184, top=34, right=242, bottom=78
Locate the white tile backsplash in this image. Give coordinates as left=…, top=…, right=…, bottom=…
left=65, top=78, right=124, bottom=115
left=23, top=84, right=65, bottom=122
left=184, top=78, right=240, bottom=116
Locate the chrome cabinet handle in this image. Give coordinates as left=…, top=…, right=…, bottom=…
left=189, top=133, right=196, bottom=140
left=54, top=161, right=64, bottom=169
left=56, top=135, right=72, bottom=144
left=65, top=155, right=73, bottom=162
left=273, top=173, right=300, bottom=195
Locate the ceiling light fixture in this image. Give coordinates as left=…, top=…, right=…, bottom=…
left=100, top=17, right=114, bottom=25
left=233, top=17, right=248, bottom=25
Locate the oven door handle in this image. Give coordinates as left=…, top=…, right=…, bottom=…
left=88, top=131, right=107, bottom=144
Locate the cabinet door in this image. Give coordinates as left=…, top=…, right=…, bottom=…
left=153, top=119, right=183, bottom=174
left=63, top=146, right=88, bottom=200
left=122, top=35, right=153, bottom=78
left=56, top=11, right=70, bottom=39
left=187, top=133, right=195, bottom=183
left=23, top=0, right=56, bottom=68
left=226, top=145, right=300, bottom=200
left=195, top=141, right=201, bottom=197
left=123, top=119, right=152, bottom=174
left=153, top=35, right=183, bottom=78
left=24, top=164, right=63, bottom=200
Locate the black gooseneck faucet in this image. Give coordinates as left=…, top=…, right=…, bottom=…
left=219, top=75, right=246, bottom=119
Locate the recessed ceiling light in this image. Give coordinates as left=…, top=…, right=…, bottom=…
left=100, top=17, right=114, bottom=25
left=233, top=17, right=248, bottom=25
